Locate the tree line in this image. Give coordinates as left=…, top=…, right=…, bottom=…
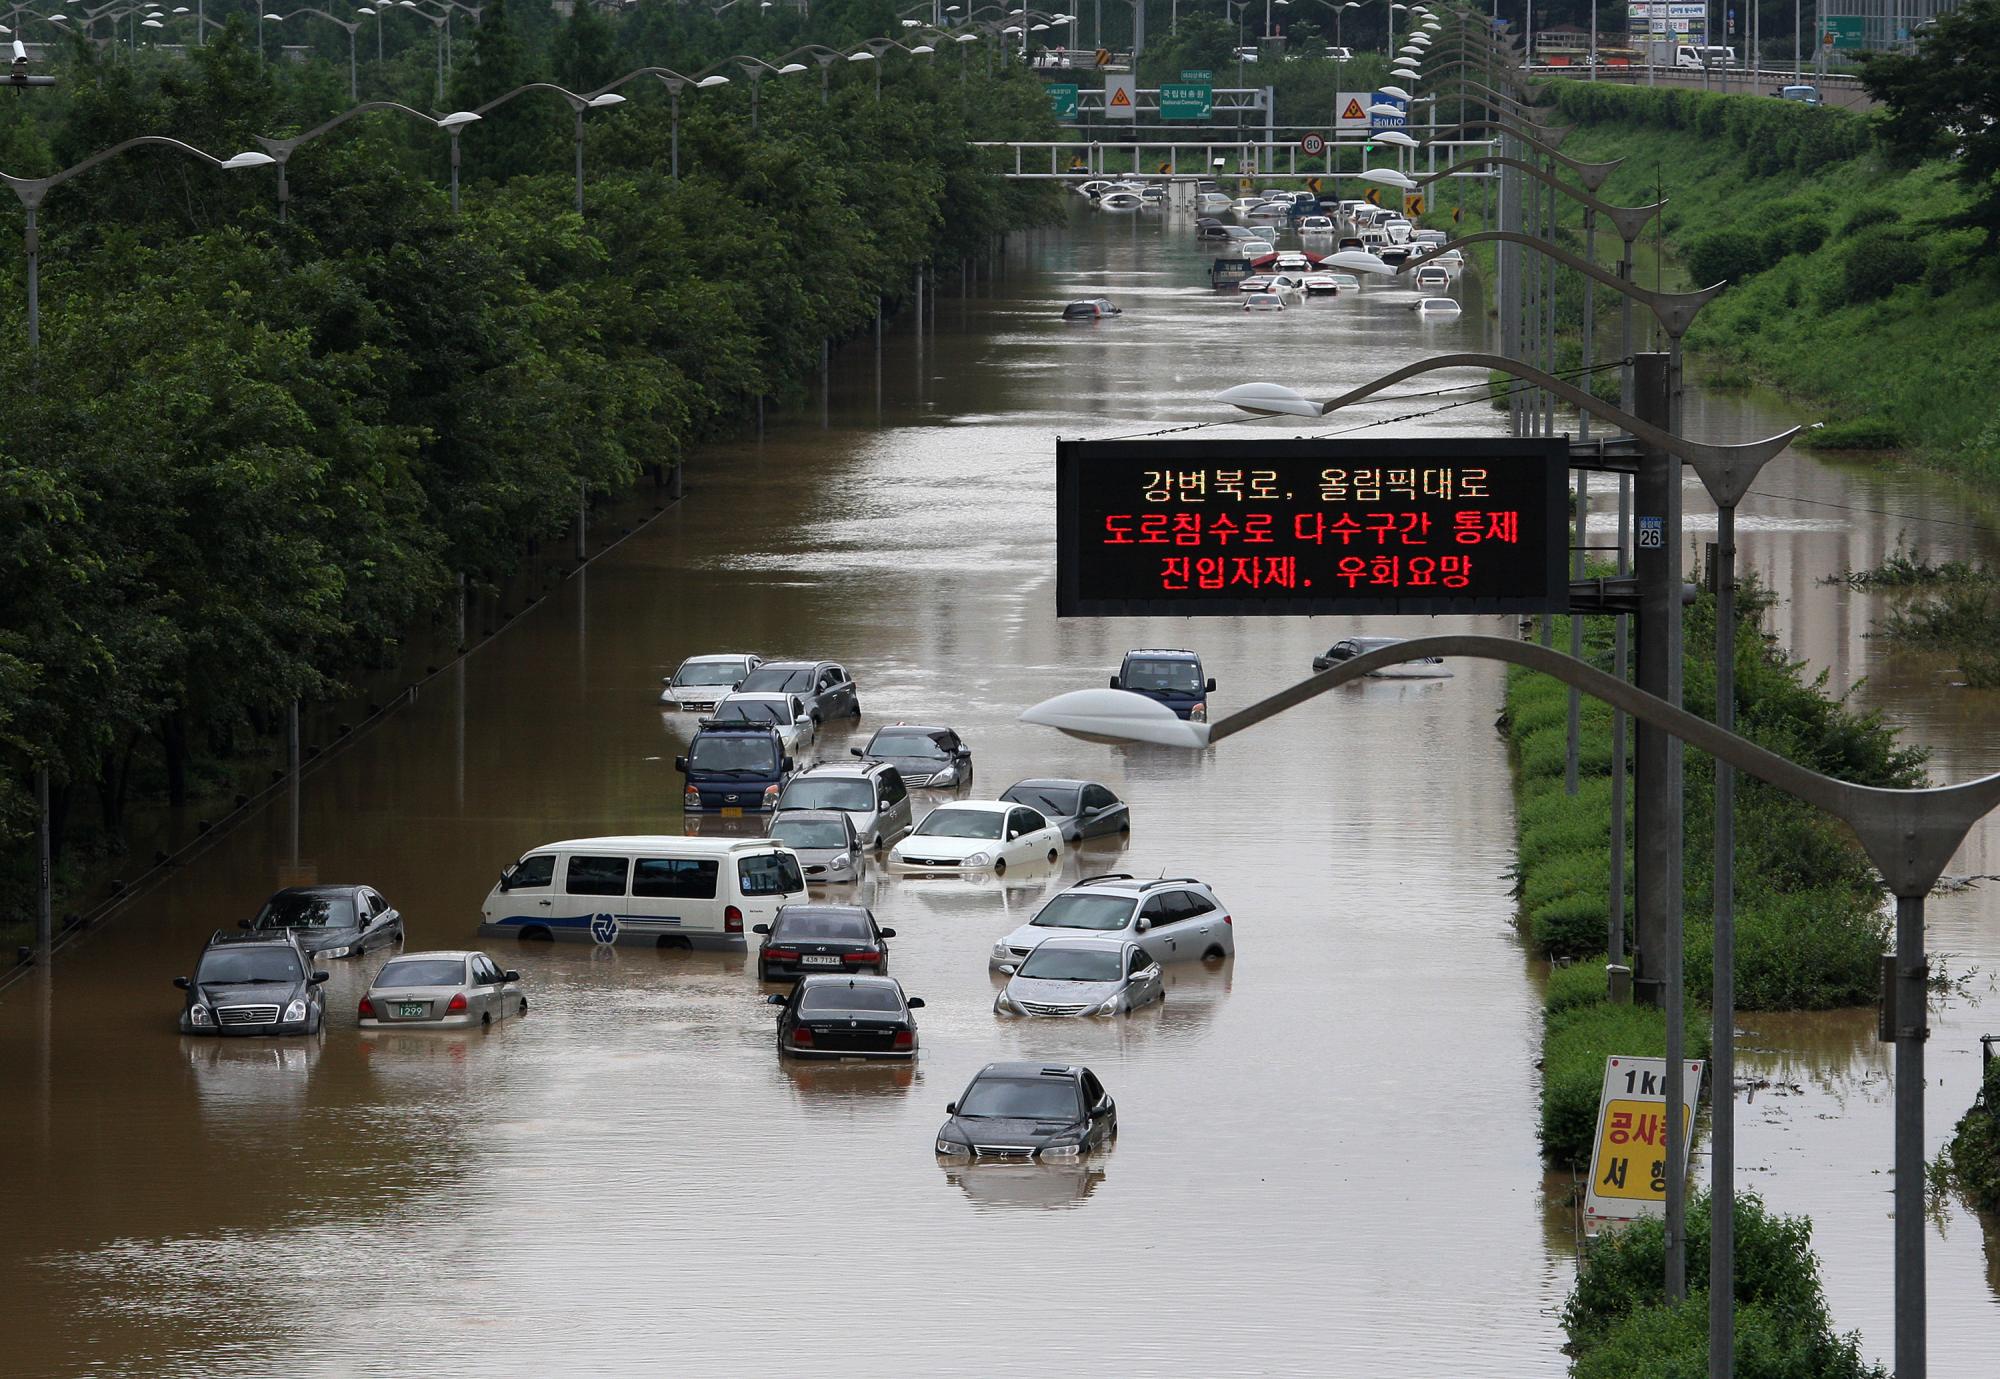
left=0, top=0, right=1060, bottom=928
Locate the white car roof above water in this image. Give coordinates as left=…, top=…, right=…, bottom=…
left=537, top=835, right=785, bottom=854
left=922, top=800, right=1017, bottom=817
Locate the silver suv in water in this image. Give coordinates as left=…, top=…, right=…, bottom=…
left=773, top=762, right=913, bottom=850
left=989, top=874, right=1233, bottom=969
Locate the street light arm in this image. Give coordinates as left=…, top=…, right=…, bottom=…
left=1416, top=154, right=1632, bottom=212
left=2, top=135, right=241, bottom=207
left=1400, top=232, right=1722, bottom=336
left=1196, top=636, right=2000, bottom=897
left=272, top=7, right=358, bottom=31
left=474, top=81, right=594, bottom=116
left=254, top=100, right=441, bottom=159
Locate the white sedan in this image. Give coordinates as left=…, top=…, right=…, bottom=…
left=708, top=691, right=816, bottom=756
left=887, top=801, right=1063, bottom=876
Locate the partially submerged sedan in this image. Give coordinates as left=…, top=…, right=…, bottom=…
left=852, top=723, right=972, bottom=788
left=887, top=801, right=1063, bottom=875
left=242, top=884, right=403, bottom=959
left=753, top=903, right=893, bottom=982
left=358, top=951, right=525, bottom=1029
left=660, top=653, right=761, bottom=711
left=767, top=974, right=923, bottom=1059
left=1311, top=635, right=1452, bottom=680
left=994, top=936, right=1163, bottom=1018
left=709, top=690, right=816, bottom=756
left=998, top=778, right=1129, bottom=843
left=934, top=1063, right=1117, bottom=1160
left=766, top=809, right=866, bottom=883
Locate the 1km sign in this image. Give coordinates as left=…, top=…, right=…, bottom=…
left=1584, top=1056, right=1704, bottom=1226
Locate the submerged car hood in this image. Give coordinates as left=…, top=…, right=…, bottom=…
left=1007, top=976, right=1121, bottom=1006
left=873, top=754, right=950, bottom=775
left=196, top=980, right=305, bottom=1006
left=945, top=1115, right=1083, bottom=1146
left=894, top=835, right=998, bottom=860
left=1001, top=922, right=1126, bottom=950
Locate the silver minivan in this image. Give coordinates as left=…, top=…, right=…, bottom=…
left=772, top=762, right=913, bottom=850
left=990, top=875, right=1234, bottom=969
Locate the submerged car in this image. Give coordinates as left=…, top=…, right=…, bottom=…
left=735, top=660, right=859, bottom=724
left=677, top=720, right=794, bottom=815
left=1063, top=299, right=1112, bottom=321
left=1312, top=635, right=1452, bottom=679
left=934, top=1063, right=1117, bottom=1159
left=753, top=903, right=893, bottom=982
left=766, top=808, right=866, bottom=883
left=773, top=761, right=913, bottom=850
left=242, top=884, right=403, bottom=959
left=767, top=974, right=923, bottom=1059
left=990, top=874, right=1233, bottom=970
left=358, top=951, right=524, bottom=1029
left=709, top=691, right=817, bottom=756
left=998, top=778, right=1128, bottom=843
left=175, top=931, right=328, bottom=1036
left=994, top=936, right=1163, bottom=1017
left=852, top=723, right=972, bottom=788
left=660, top=653, right=761, bottom=711
left=1110, top=648, right=1214, bottom=722
left=887, top=801, right=1062, bottom=875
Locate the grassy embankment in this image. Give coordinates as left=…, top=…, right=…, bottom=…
left=1508, top=586, right=1922, bottom=1372
left=1540, top=82, right=2000, bottom=473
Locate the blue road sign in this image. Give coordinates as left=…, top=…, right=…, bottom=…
left=1370, top=90, right=1408, bottom=131
left=1637, top=516, right=1664, bottom=549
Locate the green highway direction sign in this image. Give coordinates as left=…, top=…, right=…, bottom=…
left=1820, top=14, right=1864, bottom=48
left=1159, top=82, right=1213, bottom=121
left=1048, top=83, right=1080, bottom=118
left=1181, top=68, right=1213, bottom=81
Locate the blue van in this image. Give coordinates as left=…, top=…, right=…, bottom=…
left=1110, top=648, right=1216, bottom=723
left=677, top=721, right=795, bottom=815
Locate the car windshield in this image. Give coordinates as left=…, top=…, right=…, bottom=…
left=775, top=911, right=871, bottom=941
left=715, top=699, right=789, bottom=725
left=799, top=984, right=903, bottom=1014
left=740, top=667, right=814, bottom=693
left=1003, top=785, right=1082, bottom=817
left=689, top=736, right=779, bottom=773
left=375, top=959, right=467, bottom=987
left=1123, top=658, right=1201, bottom=693
left=1017, top=946, right=1124, bottom=981
left=252, top=893, right=355, bottom=931
left=913, top=809, right=1001, bottom=841
left=871, top=731, right=947, bottom=760
left=771, top=819, right=849, bottom=850
left=196, top=948, right=304, bottom=985
left=1030, top=892, right=1135, bottom=931
left=676, top=661, right=744, bottom=686
left=780, top=779, right=875, bottom=812
left=957, top=1078, right=1081, bottom=1120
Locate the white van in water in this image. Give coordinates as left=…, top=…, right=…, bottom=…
left=479, top=836, right=805, bottom=948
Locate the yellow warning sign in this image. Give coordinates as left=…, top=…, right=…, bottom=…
left=1157, top=160, right=1172, bottom=173
left=1403, top=192, right=1425, bottom=217
left=1070, top=156, right=1087, bottom=171
left=1095, top=47, right=1111, bottom=66
left=1238, top=177, right=1253, bottom=192
left=1364, top=187, right=1382, bottom=207
left=1109, top=86, right=1132, bottom=109
left=1341, top=98, right=1366, bottom=121
left=1452, top=205, right=1463, bottom=223
left=1306, top=176, right=1322, bottom=194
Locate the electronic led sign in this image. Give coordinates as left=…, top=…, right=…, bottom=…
left=1056, top=438, right=1570, bottom=617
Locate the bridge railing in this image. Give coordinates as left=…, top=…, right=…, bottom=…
left=972, top=137, right=1498, bottom=181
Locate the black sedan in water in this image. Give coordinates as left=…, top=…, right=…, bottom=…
left=767, top=975, right=923, bottom=1059
left=999, top=778, right=1130, bottom=843
left=753, top=904, right=894, bottom=982
left=242, top=884, right=404, bottom=958
left=934, top=1062, right=1117, bottom=1160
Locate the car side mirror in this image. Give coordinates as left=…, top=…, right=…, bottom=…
left=1135, top=918, right=1150, bottom=933
left=850, top=746, right=863, bottom=757
left=906, top=997, right=925, bottom=1009
left=1095, top=1096, right=1114, bottom=1114
left=1107, top=675, right=1120, bottom=689
left=946, top=1102, right=958, bottom=1115
left=310, top=971, right=330, bottom=984
left=503, top=970, right=520, bottom=983
left=998, top=964, right=1016, bottom=976
left=752, top=924, right=771, bottom=935
left=1205, top=677, right=1217, bottom=692
left=783, top=757, right=795, bottom=773
left=674, top=756, right=688, bottom=773
left=1006, top=831, right=1020, bottom=841
left=765, top=994, right=787, bottom=1006
left=238, top=918, right=252, bottom=930
left=879, top=928, right=896, bottom=939
left=173, top=976, right=190, bottom=990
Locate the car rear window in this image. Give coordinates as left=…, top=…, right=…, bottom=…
left=375, top=959, right=467, bottom=987
left=775, top=910, right=872, bottom=941
left=799, top=983, right=903, bottom=1014
left=739, top=851, right=804, bottom=897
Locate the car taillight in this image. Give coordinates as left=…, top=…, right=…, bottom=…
left=844, top=950, right=881, bottom=964
left=763, top=947, right=799, bottom=961
left=762, top=784, right=781, bottom=807
left=725, top=906, right=743, bottom=934
left=447, top=993, right=468, bottom=1013
left=358, top=997, right=375, bottom=1018
left=792, top=1026, right=815, bottom=1046
left=684, top=787, right=700, bottom=809
left=893, top=1030, right=914, bottom=1050
left=1222, top=914, right=1232, bottom=925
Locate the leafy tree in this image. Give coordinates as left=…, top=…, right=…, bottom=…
left=1865, top=0, right=2000, bottom=249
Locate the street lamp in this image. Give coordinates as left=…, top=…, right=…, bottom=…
left=471, top=83, right=626, bottom=218
left=2, top=137, right=274, bottom=351
left=436, top=108, right=478, bottom=211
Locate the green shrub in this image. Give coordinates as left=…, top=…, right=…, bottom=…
left=1945, top=1057, right=2000, bottom=1212
left=1573, top=1297, right=1883, bottom=1379
left=1839, top=228, right=1926, bottom=304
left=1687, top=227, right=1767, bottom=285
left=1533, top=889, right=1620, bottom=958
left=1545, top=958, right=1612, bottom=1016
left=1541, top=1000, right=1707, bottom=1165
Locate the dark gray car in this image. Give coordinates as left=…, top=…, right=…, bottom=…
left=852, top=724, right=971, bottom=789
left=242, top=884, right=404, bottom=959
left=934, top=1063, right=1117, bottom=1160
left=736, top=660, right=860, bottom=724
left=999, top=778, right=1129, bottom=842
left=175, top=931, right=328, bottom=1036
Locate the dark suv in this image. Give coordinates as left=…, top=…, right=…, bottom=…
left=1110, top=648, right=1215, bottom=722
left=678, top=720, right=795, bottom=814
left=934, top=1063, right=1118, bottom=1160
left=173, top=931, right=328, bottom=1036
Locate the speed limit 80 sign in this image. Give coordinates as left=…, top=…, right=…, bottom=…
left=1300, top=132, right=1327, bottom=156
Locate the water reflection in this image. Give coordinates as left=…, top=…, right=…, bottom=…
left=943, top=1159, right=1108, bottom=1211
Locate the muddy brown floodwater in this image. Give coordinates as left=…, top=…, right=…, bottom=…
left=1, top=210, right=1995, bottom=1376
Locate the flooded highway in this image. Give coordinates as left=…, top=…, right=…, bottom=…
left=3, top=209, right=1999, bottom=1376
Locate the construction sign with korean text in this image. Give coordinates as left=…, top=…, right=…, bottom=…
left=1584, top=1056, right=1705, bottom=1225
left=1105, top=74, right=1136, bottom=120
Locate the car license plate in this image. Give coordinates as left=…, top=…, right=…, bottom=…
left=395, top=1003, right=429, bottom=1018
left=721, top=806, right=744, bottom=817
left=801, top=955, right=840, bottom=966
